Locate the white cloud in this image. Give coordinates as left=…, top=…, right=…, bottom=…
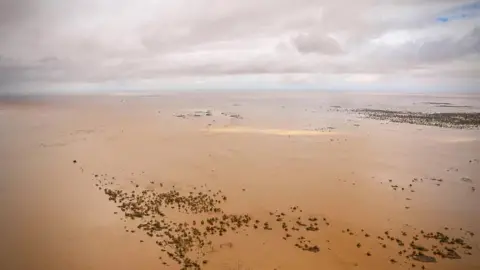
left=0, top=0, right=479, bottom=93
left=345, top=74, right=381, bottom=83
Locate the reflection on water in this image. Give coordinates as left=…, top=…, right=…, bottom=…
left=206, top=126, right=338, bottom=136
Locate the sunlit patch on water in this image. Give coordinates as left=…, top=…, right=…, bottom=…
left=205, top=126, right=337, bottom=136
left=434, top=137, right=478, bottom=143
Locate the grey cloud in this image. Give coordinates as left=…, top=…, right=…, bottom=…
left=291, top=33, right=343, bottom=55
left=371, top=27, right=480, bottom=66
left=0, top=0, right=36, bottom=25
left=416, top=27, right=480, bottom=62
left=140, top=0, right=321, bottom=52
left=38, top=56, right=61, bottom=64
left=0, top=0, right=479, bottom=92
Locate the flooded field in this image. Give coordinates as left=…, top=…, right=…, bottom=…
left=0, top=91, right=479, bottom=270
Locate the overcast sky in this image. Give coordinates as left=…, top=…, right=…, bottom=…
left=0, top=0, right=479, bottom=93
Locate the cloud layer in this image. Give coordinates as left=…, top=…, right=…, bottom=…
left=0, top=0, right=479, bottom=92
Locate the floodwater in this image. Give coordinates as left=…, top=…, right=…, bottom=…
left=0, top=91, right=479, bottom=270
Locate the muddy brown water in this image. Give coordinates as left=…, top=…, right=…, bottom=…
left=0, top=91, right=479, bottom=270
